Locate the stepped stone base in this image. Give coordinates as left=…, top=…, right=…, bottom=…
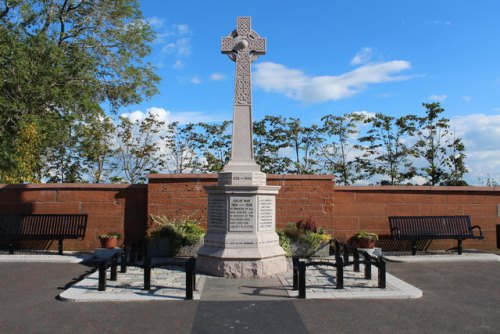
left=196, top=253, right=288, bottom=278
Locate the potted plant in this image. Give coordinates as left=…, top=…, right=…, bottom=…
left=354, top=231, right=379, bottom=249
left=98, top=232, right=122, bottom=249
left=278, top=218, right=332, bottom=258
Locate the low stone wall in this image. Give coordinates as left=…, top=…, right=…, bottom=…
left=147, top=174, right=335, bottom=231
left=0, top=184, right=147, bottom=251
left=334, top=186, right=500, bottom=251
left=1, top=177, right=499, bottom=252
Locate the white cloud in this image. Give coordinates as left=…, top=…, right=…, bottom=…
left=162, top=37, right=191, bottom=56
left=147, top=16, right=165, bottom=29
left=429, top=94, right=447, bottom=101
left=172, top=60, right=184, bottom=70
left=351, top=47, right=373, bottom=65
left=451, top=114, right=500, bottom=184
left=461, top=96, right=472, bottom=102
left=174, top=24, right=190, bottom=35
left=210, top=73, right=227, bottom=81
left=190, top=76, right=201, bottom=84
left=119, top=107, right=225, bottom=125
left=254, top=60, right=411, bottom=103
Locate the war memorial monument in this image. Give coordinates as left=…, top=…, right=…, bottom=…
left=196, top=17, right=288, bottom=277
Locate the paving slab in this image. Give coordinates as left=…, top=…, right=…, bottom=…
left=0, top=251, right=94, bottom=263
left=384, top=251, right=500, bottom=263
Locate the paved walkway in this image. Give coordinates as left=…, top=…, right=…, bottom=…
left=1, top=251, right=498, bottom=303
left=1, top=259, right=500, bottom=333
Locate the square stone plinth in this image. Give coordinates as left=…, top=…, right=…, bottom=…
left=196, top=254, right=288, bottom=278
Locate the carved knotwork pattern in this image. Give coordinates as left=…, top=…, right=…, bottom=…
left=249, top=38, right=265, bottom=53
left=237, top=52, right=250, bottom=75
left=237, top=17, right=251, bottom=36
left=236, top=76, right=250, bottom=105
left=221, top=37, right=235, bottom=52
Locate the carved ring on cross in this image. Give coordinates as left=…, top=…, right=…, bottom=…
left=224, top=30, right=264, bottom=63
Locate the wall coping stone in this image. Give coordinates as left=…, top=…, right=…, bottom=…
left=147, top=174, right=335, bottom=181
left=336, top=185, right=500, bottom=193
left=0, top=184, right=146, bottom=190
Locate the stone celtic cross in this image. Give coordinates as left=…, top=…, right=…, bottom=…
left=221, top=17, right=266, bottom=172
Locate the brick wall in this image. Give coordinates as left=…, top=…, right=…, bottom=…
left=147, top=174, right=335, bottom=232
left=1, top=178, right=499, bottom=252
left=0, top=184, right=147, bottom=251
left=334, top=186, right=500, bottom=251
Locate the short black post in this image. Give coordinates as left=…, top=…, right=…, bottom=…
left=185, top=258, right=195, bottom=300
left=364, top=254, right=372, bottom=280
left=457, top=239, right=463, bottom=255
left=298, top=261, right=306, bottom=299
left=353, top=249, right=360, bottom=272
left=58, top=239, right=64, bottom=255
left=411, top=241, right=417, bottom=256
left=120, top=248, right=127, bottom=273
left=336, top=256, right=344, bottom=289
left=378, top=258, right=386, bottom=289
left=144, top=257, right=151, bottom=291
left=110, top=254, right=118, bottom=281
left=497, top=224, right=500, bottom=249
left=292, top=257, right=299, bottom=290
left=98, top=260, right=107, bottom=291
left=9, top=242, right=14, bottom=255
left=343, top=245, right=349, bottom=264
left=130, top=247, right=137, bottom=266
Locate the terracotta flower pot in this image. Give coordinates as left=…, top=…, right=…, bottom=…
left=358, top=238, right=375, bottom=249
left=100, top=237, right=118, bottom=249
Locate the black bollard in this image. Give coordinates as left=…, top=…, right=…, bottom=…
left=120, top=248, right=127, bottom=273
left=353, top=249, right=360, bottom=272
left=185, top=258, right=195, bottom=300
left=378, top=258, right=386, bottom=289
left=98, top=260, right=107, bottom=291
left=292, top=257, right=299, bottom=290
left=298, top=261, right=306, bottom=299
left=143, top=257, right=151, bottom=290
left=336, top=256, right=344, bottom=289
left=364, top=254, right=372, bottom=280
left=110, top=254, right=118, bottom=281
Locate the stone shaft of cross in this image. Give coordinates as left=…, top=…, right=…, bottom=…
left=221, top=17, right=266, bottom=172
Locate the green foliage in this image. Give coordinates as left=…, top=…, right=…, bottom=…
left=98, top=232, right=122, bottom=240
left=278, top=221, right=331, bottom=257
left=354, top=231, right=379, bottom=241
left=0, top=0, right=159, bottom=182
left=357, top=113, right=419, bottom=185
left=147, top=215, right=205, bottom=257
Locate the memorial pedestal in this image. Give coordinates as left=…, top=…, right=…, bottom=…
left=197, top=181, right=287, bottom=278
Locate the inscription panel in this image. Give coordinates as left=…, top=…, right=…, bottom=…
left=258, top=196, right=275, bottom=231
left=229, top=196, right=255, bottom=232
left=208, top=196, right=226, bottom=231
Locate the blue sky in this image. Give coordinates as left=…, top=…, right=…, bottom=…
left=120, top=0, right=500, bottom=185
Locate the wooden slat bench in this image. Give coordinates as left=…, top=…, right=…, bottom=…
left=0, top=214, right=88, bottom=255
left=389, top=216, right=483, bottom=255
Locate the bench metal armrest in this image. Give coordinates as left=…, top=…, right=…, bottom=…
left=390, top=226, right=401, bottom=239
left=470, top=225, right=484, bottom=239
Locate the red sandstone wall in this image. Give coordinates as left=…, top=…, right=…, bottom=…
left=334, top=186, right=500, bottom=251
left=0, top=184, right=147, bottom=251
left=1, top=178, right=499, bottom=252
left=147, top=174, right=335, bottom=232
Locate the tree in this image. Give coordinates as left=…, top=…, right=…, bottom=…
left=416, top=102, right=468, bottom=185
left=78, top=116, right=117, bottom=183
left=357, top=113, right=418, bottom=185
left=113, top=113, right=164, bottom=184
left=163, top=122, right=203, bottom=174
left=318, top=113, right=366, bottom=185
left=196, top=121, right=232, bottom=173
left=0, top=0, right=159, bottom=182
left=253, top=115, right=291, bottom=174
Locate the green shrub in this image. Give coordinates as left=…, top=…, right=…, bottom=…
left=277, top=219, right=332, bottom=257
left=146, top=215, right=205, bottom=256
